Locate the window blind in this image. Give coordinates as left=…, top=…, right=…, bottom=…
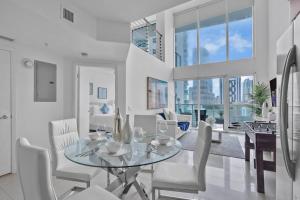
left=174, top=0, right=254, bottom=29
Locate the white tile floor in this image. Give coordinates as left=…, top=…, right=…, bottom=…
left=0, top=133, right=276, bottom=200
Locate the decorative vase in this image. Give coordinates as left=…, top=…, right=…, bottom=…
left=113, top=108, right=123, bottom=142
left=122, top=114, right=133, bottom=144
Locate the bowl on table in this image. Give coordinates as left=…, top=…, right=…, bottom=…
left=156, top=135, right=170, bottom=145
left=105, top=141, right=121, bottom=154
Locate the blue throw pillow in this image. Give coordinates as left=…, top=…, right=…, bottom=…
left=178, top=122, right=190, bottom=131
left=100, top=104, right=109, bottom=114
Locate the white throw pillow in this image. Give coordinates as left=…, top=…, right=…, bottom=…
left=169, top=111, right=178, bottom=121
left=163, top=108, right=170, bottom=120
left=156, top=114, right=164, bottom=121
left=93, top=105, right=100, bottom=115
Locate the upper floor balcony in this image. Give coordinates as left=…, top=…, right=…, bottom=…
left=131, top=18, right=164, bottom=61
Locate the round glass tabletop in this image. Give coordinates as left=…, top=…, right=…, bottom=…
left=64, top=134, right=182, bottom=168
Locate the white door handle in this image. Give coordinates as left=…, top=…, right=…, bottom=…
left=0, top=115, right=8, bottom=120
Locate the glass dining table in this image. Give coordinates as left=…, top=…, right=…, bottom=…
left=64, top=133, right=182, bottom=200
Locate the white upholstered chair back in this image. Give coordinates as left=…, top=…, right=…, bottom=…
left=49, top=119, right=79, bottom=172
left=193, top=121, right=212, bottom=191
left=16, top=138, right=57, bottom=200
left=134, top=115, right=157, bottom=134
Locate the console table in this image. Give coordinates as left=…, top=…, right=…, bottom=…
left=243, top=121, right=276, bottom=193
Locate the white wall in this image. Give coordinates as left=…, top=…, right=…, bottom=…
left=84, top=67, right=115, bottom=103
left=267, top=0, right=290, bottom=79
left=172, top=0, right=269, bottom=83
left=7, top=0, right=97, bottom=39
left=0, top=40, right=65, bottom=172
left=97, top=19, right=130, bottom=43
left=126, top=44, right=174, bottom=115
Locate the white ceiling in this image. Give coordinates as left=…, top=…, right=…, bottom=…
left=71, top=0, right=190, bottom=22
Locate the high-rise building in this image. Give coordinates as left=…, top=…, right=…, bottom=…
left=242, top=78, right=253, bottom=102
left=229, top=77, right=241, bottom=103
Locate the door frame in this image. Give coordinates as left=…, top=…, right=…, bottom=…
left=74, top=62, right=118, bottom=135
left=0, top=48, right=13, bottom=174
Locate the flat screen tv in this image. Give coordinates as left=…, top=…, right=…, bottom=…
left=147, top=77, right=168, bottom=109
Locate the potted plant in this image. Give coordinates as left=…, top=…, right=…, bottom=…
left=250, top=82, right=270, bottom=117
left=216, top=110, right=224, bottom=124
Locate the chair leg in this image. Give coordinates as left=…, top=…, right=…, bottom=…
left=87, top=181, right=90, bottom=188
left=107, top=170, right=110, bottom=187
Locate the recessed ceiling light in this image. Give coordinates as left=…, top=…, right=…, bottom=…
left=81, top=52, right=88, bottom=57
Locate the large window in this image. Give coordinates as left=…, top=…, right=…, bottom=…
left=175, top=78, right=224, bottom=128
left=175, top=80, right=199, bottom=126
left=229, top=75, right=254, bottom=124
left=174, top=0, right=253, bottom=67
left=175, top=11, right=198, bottom=67
left=229, top=7, right=253, bottom=61
left=175, top=75, right=254, bottom=129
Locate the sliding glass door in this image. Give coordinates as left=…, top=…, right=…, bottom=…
left=199, top=78, right=224, bottom=129
left=175, top=77, right=224, bottom=128
left=229, top=75, right=254, bottom=125
left=175, top=75, right=254, bottom=130
left=175, top=80, right=199, bottom=127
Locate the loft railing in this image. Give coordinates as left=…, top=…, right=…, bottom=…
left=131, top=18, right=164, bottom=61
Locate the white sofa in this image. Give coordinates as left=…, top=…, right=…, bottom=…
left=134, top=113, right=192, bottom=139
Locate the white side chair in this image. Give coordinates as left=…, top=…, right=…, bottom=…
left=134, top=114, right=188, bottom=139
left=49, top=119, right=102, bottom=188
left=134, top=115, right=157, bottom=134
left=16, top=137, right=119, bottom=200
left=152, top=121, right=212, bottom=200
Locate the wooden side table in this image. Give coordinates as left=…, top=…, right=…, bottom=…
left=243, top=121, right=276, bottom=193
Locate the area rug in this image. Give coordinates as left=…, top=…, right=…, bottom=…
left=179, top=131, right=245, bottom=159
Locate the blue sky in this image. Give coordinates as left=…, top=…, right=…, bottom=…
left=175, top=15, right=253, bottom=66
left=200, top=17, right=253, bottom=63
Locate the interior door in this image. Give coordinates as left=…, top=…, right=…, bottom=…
left=0, top=50, right=11, bottom=176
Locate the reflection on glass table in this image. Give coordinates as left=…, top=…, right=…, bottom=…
left=64, top=133, right=182, bottom=200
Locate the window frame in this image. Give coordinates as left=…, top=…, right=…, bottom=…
left=173, top=0, right=254, bottom=68
left=174, top=73, right=256, bottom=130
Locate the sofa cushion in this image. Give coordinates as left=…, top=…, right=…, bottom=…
left=169, top=111, right=178, bottom=121
left=163, top=108, right=170, bottom=120
left=178, top=121, right=190, bottom=131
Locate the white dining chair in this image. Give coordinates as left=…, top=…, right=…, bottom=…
left=49, top=119, right=102, bottom=188
left=151, top=121, right=212, bottom=200
left=16, top=137, right=119, bottom=200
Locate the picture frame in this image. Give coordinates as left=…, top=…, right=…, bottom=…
left=147, top=77, right=168, bottom=109
left=97, top=87, right=107, bottom=99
